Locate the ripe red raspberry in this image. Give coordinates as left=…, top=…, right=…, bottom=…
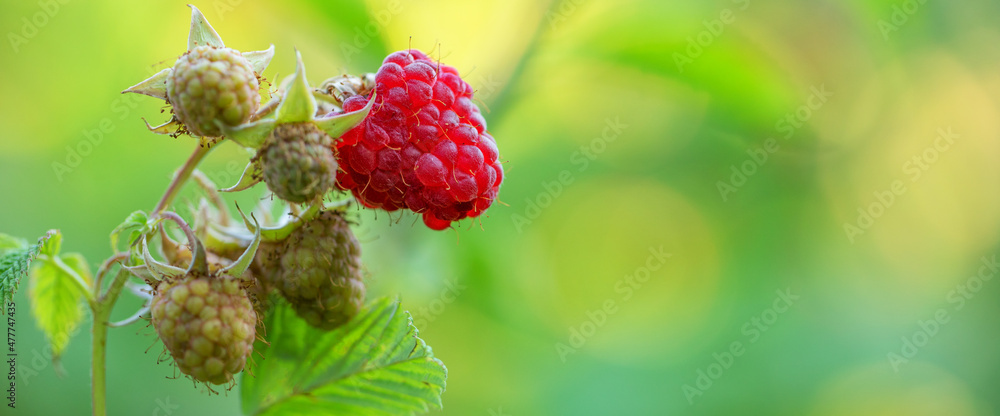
left=332, top=50, right=503, bottom=230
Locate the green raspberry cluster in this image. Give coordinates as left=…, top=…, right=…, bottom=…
left=258, top=211, right=365, bottom=330
left=259, top=123, right=339, bottom=203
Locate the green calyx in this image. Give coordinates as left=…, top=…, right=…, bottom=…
left=216, top=51, right=375, bottom=203
left=217, top=51, right=376, bottom=150
left=122, top=5, right=274, bottom=138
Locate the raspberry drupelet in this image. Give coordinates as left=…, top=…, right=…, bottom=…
left=333, top=49, right=503, bottom=230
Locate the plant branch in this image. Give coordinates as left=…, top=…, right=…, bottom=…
left=191, top=170, right=231, bottom=226
left=100, top=259, right=134, bottom=309
left=94, top=253, right=128, bottom=296
left=91, top=307, right=108, bottom=416
left=91, top=267, right=130, bottom=416
left=153, top=139, right=218, bottom=215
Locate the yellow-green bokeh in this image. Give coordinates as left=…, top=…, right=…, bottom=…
left=2, top=0, right=1000, bottom=415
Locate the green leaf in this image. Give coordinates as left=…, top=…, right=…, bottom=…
left=0, top=231, right=57, bottom=310
left=242, top=297, right=448, bottom=416
left=220, top=160, right=264, bottom=192
left=243, top=45, right=276, bottom=74
left=218, top=211, right=260, bottom=280
left=314, top=92, right=375, bottom=139
left=275, top=50, right=317, bottom=124
left=29, top=253, right=89, bottom=361
left=110, top=210, right=149, bottom=252
left=39, top=230, right=61, bottom=257
left=122, top=68, right=170, bottom=101
left=59, top=253, right=94, bottom=287
left=0, top=233, right=27, bottom=256
left=186, top=4, right=225, bottom=50
left=218, top=118, right=275, bottom=150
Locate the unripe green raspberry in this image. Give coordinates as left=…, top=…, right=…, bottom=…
left=166, top=45, right=260, bottom=137
left=150, top=274, right=256, bottom=385
left=251, top=240, right=281, bottom=284
left=259, top=123, right=339, bottom=203
left=248, top=240, right=282, bottom=314
left=272, top=211, right=365, bottom=330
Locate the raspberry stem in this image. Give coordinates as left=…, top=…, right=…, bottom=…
left=91, top=304, right=108, bottom=416
left=153, top=138, right=219, bottom=215
left=91, top=135, right=217, bottom=416
left=93, top=252, right=129, bottom=297
left=91, top=264, right=130, bottom=416
left=191, top=170, right=231, bottom=226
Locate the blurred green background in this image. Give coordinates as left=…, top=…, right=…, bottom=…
left=3, top=0, right=1000, bottom=414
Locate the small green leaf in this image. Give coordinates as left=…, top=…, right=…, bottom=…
left=186, top=4, right=224, bottom=50
left=0, top=231, right=57, bottom=310
left=29, top=253, right=89, bottom=362
left=314, top=92, right=375, bottom=139
left=0, top=233, right=27, bottom=256
left=275, top=51, right=317, bottom=124
left=242, top=297, right=448, bottom=416
left=219, top=118, right=276, bottom=150
left=39, top=230, right=62, bottom=257
left=144, top=117, right=181, bottom=135
left=220, top=160, right=265, bottom=192
left=140, top=236, right=186, bottom=280
left=219, top=211, right=260, bottom=280
left=122, top=68, right=170, bottom=101
left=243, top=45, right=276, bottom=74
left=111, top=210, right=149, bottom=252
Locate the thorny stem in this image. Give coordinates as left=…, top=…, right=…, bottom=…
left=91, top=266, right=130, bottom=416
left=92, top=137, right=216, bottom=415
left=192, top=170, right=231, bottom=226
left=94, top=253, right=129, bottom=294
